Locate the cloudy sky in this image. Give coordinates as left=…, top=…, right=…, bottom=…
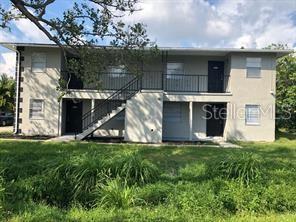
left=0, top=0, right=296, bottom=77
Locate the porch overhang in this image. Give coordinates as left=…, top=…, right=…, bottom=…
left=164, top=92, right=232, bottom=103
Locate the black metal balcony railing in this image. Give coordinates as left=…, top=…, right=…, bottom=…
left=163, top=74, right=230, bottom=93
left=66, top=71, right=230, bottom=93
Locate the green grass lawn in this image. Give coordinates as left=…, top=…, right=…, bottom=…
left=0, top=133, right=295, bottom=221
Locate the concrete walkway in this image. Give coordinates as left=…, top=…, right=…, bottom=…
left=217, top=141, right=242, bottom=148
left=46, top=135, right=76, bottom=142
left=0, top=126, right=13, bottom=133
left=45, top=135, right=241, bottom=148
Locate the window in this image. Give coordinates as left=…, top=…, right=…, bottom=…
left=108, top=65, right=126, bottom=77
left=32, top=53, right=46, bottom=72
left=245, top=105, right=260, bottom=125
left=246, top=58, right=261, bottom=78
left=29, top=99, right=44, bottom=119
left=163, top=103, right=181, bottom=122
left=166, top=63, right=184, bottom=79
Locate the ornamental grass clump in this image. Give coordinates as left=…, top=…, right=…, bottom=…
left=95, top=177, right=136, bottom=209
left=106, top=151, right=159, bottom=185
left=212, top=152, right=262, bottom=185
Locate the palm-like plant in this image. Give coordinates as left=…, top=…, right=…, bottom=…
left=0, top=74, right=15, bottom=113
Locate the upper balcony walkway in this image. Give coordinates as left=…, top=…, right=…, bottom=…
left=66, top=71, right=230, bottom=94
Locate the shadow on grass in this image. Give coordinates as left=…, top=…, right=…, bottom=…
left=276, top=130, right=296, bottom=140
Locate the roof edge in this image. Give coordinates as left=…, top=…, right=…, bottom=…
left=0, top=42, right=294, bottom=56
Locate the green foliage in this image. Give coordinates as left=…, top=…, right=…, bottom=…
left=96, top=178, right=136, bottom=209
left=215, top=180, right=264, bottom=213
left=137, top=182, right=174, bottom=205
left=276, top=54, right=296, bottom=131
left=263, top=183, right=296, bottom=212
left=8, top=203, right=68, bottom=222
left=0, top=171, right=5, bottom=218
left=0, top=137, right=295, bottom=221
left=210, top=153, right=262, bottom=185
left=34, top=156, right=106, bottom=208
left=106, top=151, right=159, bottom=185
left=168, top=182, right=222, bottom=215
left=265, top=43, right=296, bottom=131
left=0, top=1, right=157, bottom=93
left=3, top=150, right=159, bottom=209
left=0, top=73, right=15, bottom=113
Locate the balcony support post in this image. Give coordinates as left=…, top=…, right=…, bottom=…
left=189, top=101, right=193, bottom=141
left=91, top=99, right=95, bottom=122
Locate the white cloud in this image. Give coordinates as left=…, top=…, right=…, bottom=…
left=234, top=35, right=256, bottom=48
left=0, top=30, right=17, bottom=42
left=0, top=0, right=295, bottom=78
left=13, top=19, right=50, bottom=43
left=0, top=52, right=16, bottom=77
left=124, top=0, right=296, bottom=48
left=206, top=20, right=231, bottom=37
left=0, top=18, right=51, bottom=77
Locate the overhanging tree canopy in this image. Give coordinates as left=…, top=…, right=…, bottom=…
left=0, top=0, right=156, bottom=91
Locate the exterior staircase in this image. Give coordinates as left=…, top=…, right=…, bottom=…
left=75, top=76, right=140, bottom=140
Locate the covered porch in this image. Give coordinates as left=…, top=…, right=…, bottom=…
left=162, top=101, right=227, bottom=141
left=60, top=98, right=228, bottom=142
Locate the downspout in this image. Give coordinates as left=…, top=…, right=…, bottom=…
left=13, top=49, right=21, bottom=134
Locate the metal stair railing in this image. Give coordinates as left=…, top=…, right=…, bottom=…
left=81, top=76, right=140, bottom=131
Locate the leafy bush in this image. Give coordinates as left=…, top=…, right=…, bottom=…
left=106, top=151, right=159, bottom=185
left=137, top=182, right=174, bottom=205
left=210, top=153, right=262, bottom=185
left=95, top=178, right=136, bottom=209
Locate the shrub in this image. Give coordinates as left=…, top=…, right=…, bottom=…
left=210, top=153, right=262, bottom=185
left=106, top=151, right=159, bottom=185
left=137, top=182, right=174, bottom=205
left=95, top=178, right=136, bottom=209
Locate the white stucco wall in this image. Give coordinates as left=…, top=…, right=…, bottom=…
left=192, top=102, right=207, bottom=140
left=19, top=47, right=61, bottom=136
left=93, top=100, right=125, bottom=137
left=17, top=46, right=278, bottom=142
left=224, top=53, right=277, bottom=141
left=124, top=91, right=163, bottom=143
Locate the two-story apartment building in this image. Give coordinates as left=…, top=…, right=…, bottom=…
left=1, top=43, right=292, bottom=142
